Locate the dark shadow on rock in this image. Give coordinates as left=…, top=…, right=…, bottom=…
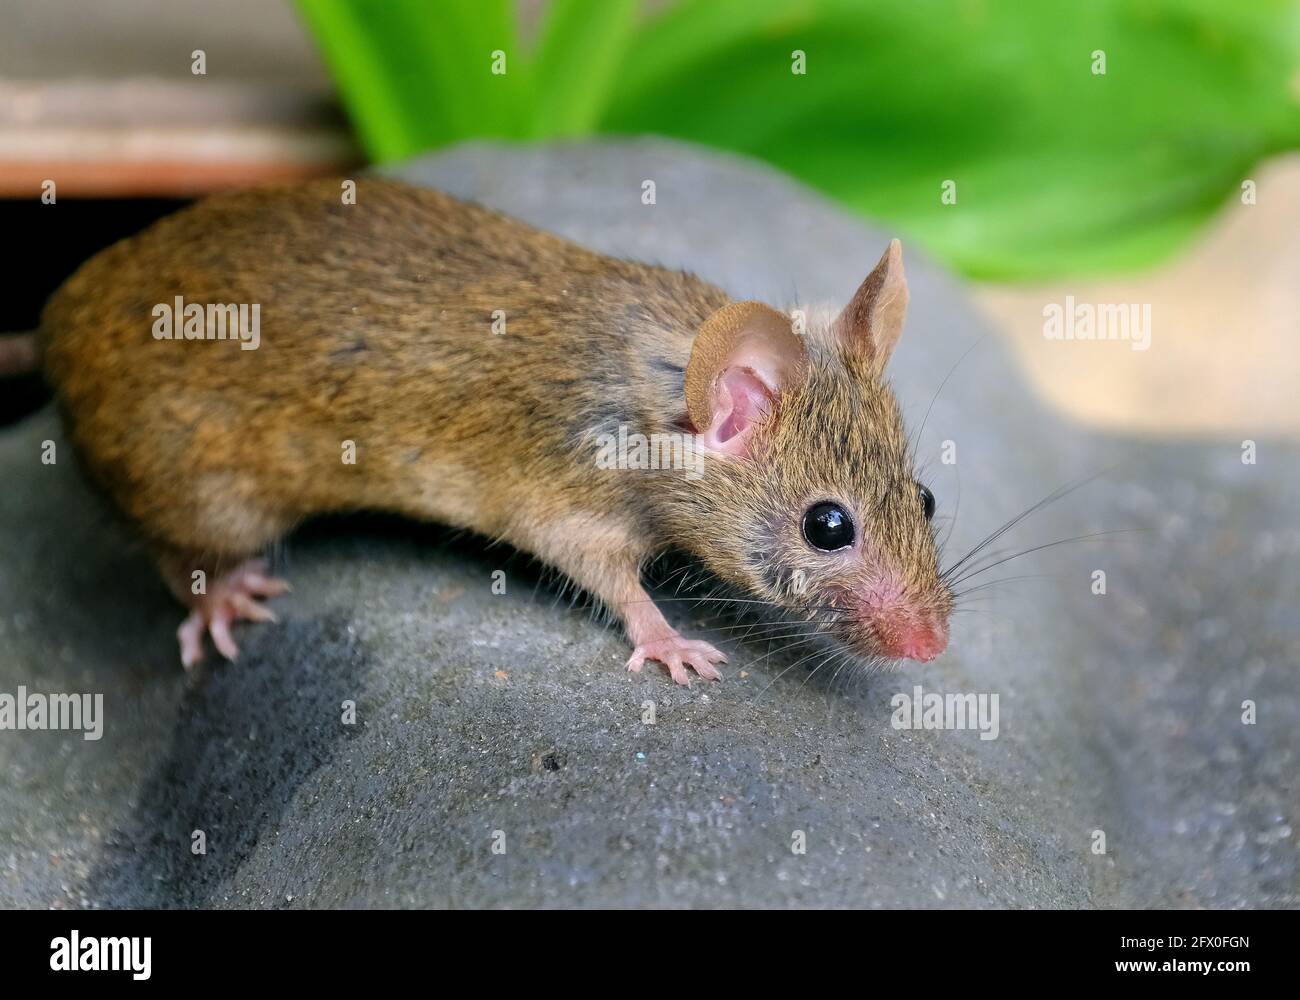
left=85, top=613, right=369, bottom=908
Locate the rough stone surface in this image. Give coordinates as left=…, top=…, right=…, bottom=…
left=1, top=140, right=1295, bottom=908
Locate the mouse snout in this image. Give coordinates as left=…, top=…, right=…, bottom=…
left=873, top=612, right=948, bottom=662
left=856, top=584, right=949, bottom=663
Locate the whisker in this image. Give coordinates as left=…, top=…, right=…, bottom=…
left=949, top=529, right=1139, bottom=588
left=911, top=335, right=984, bottom=456
left=940, top=467, right=1115, bottom=582
left=623, top=594, right=841, bottom=610
left=752, top=639, right=843, bottom=701
left=825, top=649, right=858, bottom=701
left=939, top=468, right=962, bottom=554
left=800, top=647, right=844, bottom=691
left=741, top=634, right=828, bottom=674
left=697, top=616, right=836, bottom=635
left=952, top=573, right=1050, bottom=601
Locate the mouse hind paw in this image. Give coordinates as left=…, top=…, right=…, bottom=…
left=172, top=558, right=291, bottom=669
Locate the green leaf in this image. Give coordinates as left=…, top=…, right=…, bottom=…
left=295, top=0, right=529, bottom=157
left=598, top=0, right=1300, bottom=278
left=295, top=0, right=1300, bottom=278
left=531, top=0, right=640, bottom=136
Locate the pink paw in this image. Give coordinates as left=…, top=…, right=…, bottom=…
left=177, top=559, right=291, bottom=669
left=626, top=635, right=726, bottom=686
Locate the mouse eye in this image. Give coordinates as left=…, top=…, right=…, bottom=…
left=802, top=501, right=855, bottom=552
left=917, top=483, right=936, bottom=521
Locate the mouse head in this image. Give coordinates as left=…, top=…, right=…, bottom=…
left=677, top=240, right=952, bottom=664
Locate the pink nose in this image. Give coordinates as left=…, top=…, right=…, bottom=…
left=875, top=615, right=948, bottom=663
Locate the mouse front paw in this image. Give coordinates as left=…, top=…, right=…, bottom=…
left=626, top=635, right=726, bottom=686
left=176, top=559, right=291, bottom=669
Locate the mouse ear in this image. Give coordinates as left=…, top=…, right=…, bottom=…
left=685, top=300, right=807, bottom=458
left=832, top=239, right=909, bottom=368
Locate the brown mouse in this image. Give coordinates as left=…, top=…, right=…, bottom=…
left=29, top=178, right=952, bottom=683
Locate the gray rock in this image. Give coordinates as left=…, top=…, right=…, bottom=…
left=0, top=139, right=1295, bottom=908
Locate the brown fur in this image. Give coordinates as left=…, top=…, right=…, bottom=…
left=683, top=301, right=802, bottom=430
left=660, top=333, right=953, bottom=653
left=39, top=177, right=949, bottom=664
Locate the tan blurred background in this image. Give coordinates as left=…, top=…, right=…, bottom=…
left=975, top=155, right=1300, bottom=440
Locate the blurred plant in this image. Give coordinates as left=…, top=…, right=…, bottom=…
left=296, top=0, right=1300, bottom=279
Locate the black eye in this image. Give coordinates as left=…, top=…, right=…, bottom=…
left=917, top=483, right=936, bottom=521
left=802, top=501, right=855, bottom=551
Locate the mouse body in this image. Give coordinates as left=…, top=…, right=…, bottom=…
left=38, top=178, right=951, bottom=682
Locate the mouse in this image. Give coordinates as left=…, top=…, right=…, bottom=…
left=26, top=177, right=952, bottom=684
